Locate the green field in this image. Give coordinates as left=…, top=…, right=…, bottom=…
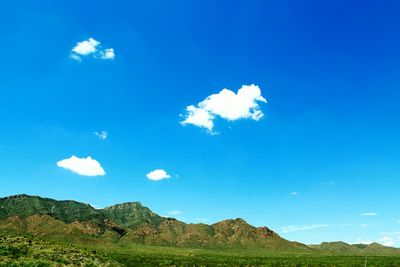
left=2, top=235, right=400, bottom=267
left=2, top=195, right=400, bottom=266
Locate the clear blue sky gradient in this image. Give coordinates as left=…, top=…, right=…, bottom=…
left=1, top=0, right=400, bottom=246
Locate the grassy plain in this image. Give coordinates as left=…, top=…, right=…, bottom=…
left=2, top=234, right=400, bottom=266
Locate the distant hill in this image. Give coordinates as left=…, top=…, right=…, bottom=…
left=0, top=194, right=398, bottom=255
left=310, top=241, right=400, bottom=255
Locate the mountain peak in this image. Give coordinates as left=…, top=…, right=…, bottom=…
left=0, top=194, right=104, bottom=224
left=103, top=201, right=143, bottom=210
left=215, top=218, right=249, bottom=225
left=1, top=194, right=39, bottom=200
left=102, top=201, right=165, bottom=229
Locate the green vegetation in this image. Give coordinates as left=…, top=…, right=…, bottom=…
left=0, top=235, right=120, bottom=266
left=102, top=202, right=165, bottom=229
left=1, top=234, right=400, bottom=266
left=110, top=253, right=400, bottom=267
left=1, top=194, right=400, bottom=266
left=0, top=194, right=104, bottom=225
left=0, top=195, right=309, bottom=251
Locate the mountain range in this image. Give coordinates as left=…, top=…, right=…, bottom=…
left=0, top=194, right=398, bottom=255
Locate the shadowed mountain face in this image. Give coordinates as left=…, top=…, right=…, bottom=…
left=0, top=194, right=104, bottom=224
left=0, top=194, right=398, bottom=255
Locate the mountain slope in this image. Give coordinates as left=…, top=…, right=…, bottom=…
left=311, top=241, right=400, bottom=255
left=0, top=194, right=306, bottom=251
left=0, top=194, right=104, bottom=225
left=102, top=202, right=166, bottom=229
left=0, top=194, right=398, bottom=255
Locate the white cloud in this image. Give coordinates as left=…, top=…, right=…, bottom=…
left=290, top=192, right=298, bottom=196
left=379, top=235, right=396, bottom=247
left=361, top=212, right=378, bottom=216
left=378, top=232, right=400, bottom=247
left=72, top=38, right=100, bottom=56
left=70, top=54, right=82, bottom=62
left=168, top=210, right=182, bottom=216
left=181, top=105, right=214, bottom=131
left=101, top=48, right=115, bottom=60
left=281, top=224, right=329, bottom=233
left=180, top=84, right=266, bottom=132
left=57, top=155, right=105, bottom=176
left=146, top=169, right=171, bottom=181
left=95, top=131, right=108, bottom=140
left=71, top=37, right=115, bottom=61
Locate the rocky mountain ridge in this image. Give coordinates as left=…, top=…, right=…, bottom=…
left=0, top=194, right=398, bottom=255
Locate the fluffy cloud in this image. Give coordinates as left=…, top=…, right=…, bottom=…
left=101, top=48, right=115, bottom=60
left=180, top=84, right=266, bottom=132
left=57, top=156, right=105, bottom=176
left=181, top=105, right=214, bottom=131
left=361, top=212, right=378, bottom=216
left=72, top=38, right=100, bottom=55
left=281, top=224, right=329, bottom=233
left=146, top=169, right=171, bottom=181
left=95, top=131, right=108, bottom=140
left=71, top=38, right=115, bottom=61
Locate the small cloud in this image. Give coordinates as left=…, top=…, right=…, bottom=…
left=72, top=37, right=100, bottom=56
left=95, top=131, right=108, bottom=140
left=360, top=212, right=378, bottom=216
left=101, top=48, right=115, bottom=60
left=290, top=192, right=298, bottom=196
left=146, top=169, right=171, bottom=181
left=168, top=210, right=182, bottom=216
left=71, top=37, right=115, bottom=61
left=180, top=84, right=266, bottom=133
left=57, top=155, right=105, bottom=176
left=70, top=54, right=82, bottom=62
left=281, top=224, right=329, bottom=233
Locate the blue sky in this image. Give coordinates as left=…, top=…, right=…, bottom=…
left=1, top=0, right=400, bottom=246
